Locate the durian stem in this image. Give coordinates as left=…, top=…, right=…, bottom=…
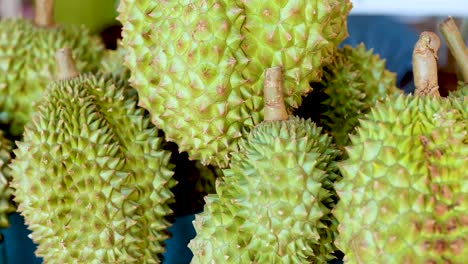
left=263, top=66, right=288, bottom=122
left=412, top=31, right=441, bottom=97
left=55, top=48, right=79, bottom=80
left=34, top=0, right=55, bottom=27
left=439, top=17, right=468, bottom=83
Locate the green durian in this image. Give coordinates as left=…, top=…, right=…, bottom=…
left=334, top=94, right=467, bottom=263
left=448, top=81, right=468, bottom=99
left=99, top=40, right=130, bottom=78
left=0, top=130, right=13, bottom=228
left=10, top=49, right=175, bottom=263
left=0, top=0, right=104, bottom=136
left=117, top=0, right=352, bottom=167
left=189, top=68, right=341, bottom=263
left=334, top=32, right=467, bottom=263
left=98, top=44, right=221, bottom=216
left=449, top=82, right=468, bottom=145
left=295, top=43, right=401, bottom=149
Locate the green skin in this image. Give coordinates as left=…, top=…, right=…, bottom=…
left=10, top=73, right=175, bottom=263
left=189, top=117, right=341, bottom=263
left=334, top=94, right=467, bottom=263
left=316, top=43, right=400, bottom=149
left=0, top=19, right=104, bottom=136
left=99, top=45, right=224, bottom=215
left=99, top=42, right=130, bottom=78
left=118, top=0, right=352, bottom=167
left=0, top=131, right=13, bottom=228
left=449, top=82, right=468, bottom=99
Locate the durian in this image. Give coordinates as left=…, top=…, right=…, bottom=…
left=10, top=48, right=175, bottom=263
left=334, top=32, right=467, bottom=263
left=296, top=43, right=401, bottom=149
left=98, top=42, right=221, bottom=216
left=99, top=40, right=130, bottom=78
left=448, top=81, right=468, bottom=99
left=189, top=67, right=341, bottom=263
left=0, top=130, right=13, bottom=228
left=117, top=0, right=352, bottom=167
left=0, top=0, right=104, bottom=136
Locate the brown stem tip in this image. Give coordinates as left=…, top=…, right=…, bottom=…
left=55, top=48, right=79, bottom=80
left=263, top=66, right=288, bottom=122
left=34, top=0, right=55, bottom=27
left=439, top=17, right=468, bottom=83
left=413, top=31, right=441, bottom=97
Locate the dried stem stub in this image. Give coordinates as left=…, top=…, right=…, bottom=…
left=439, top=17, right=468, bottom=83
left=34, top=0, right=55, bottom=27
left=413, top=31, right=441, bottom=97
left=55, top=48, right=79, bottom=80
left=263, top=66, right=288, bottom=122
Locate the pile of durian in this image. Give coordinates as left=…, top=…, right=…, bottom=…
left=0, top=0, right=466, bottom=263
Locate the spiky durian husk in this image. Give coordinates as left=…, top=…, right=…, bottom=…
left=0, top=19, right=104, bottom=136
left=309, top=43, right=400, bottom=149
left=117, top=0, right=352, bottom=167
left=448, top=81, right=468, bottom=100
left=334, top=94, right=467, bottom=263
left=99, top=40, right=130, bottom=78
left=10, top=73, right=175, bottom=263
left=0, top=131, right=13, bottom=228
left=189, top=117, right=341, bottom=263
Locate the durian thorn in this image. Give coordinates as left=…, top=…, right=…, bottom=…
left=439, top=17, right=468, bottom=83
left=263, top=66, right=288, bottom=122
left=34, top=0, right=55, bottom=27
left=55, top=48, right=79, bottom=80
left=412, top=31, right=441, bottom=97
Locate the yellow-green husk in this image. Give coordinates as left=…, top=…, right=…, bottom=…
left=117, top=0, right=352, bottom=167
left=11, top=72, right=175, bottom=263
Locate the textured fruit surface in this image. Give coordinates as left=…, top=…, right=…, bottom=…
left=0, top=19, right=104, bottom=136
left=334, top=94, right=467, bottom=263
left=118, top=0, right=351, bottom=167
left=448, top=81, right=468, bottom=99
left=100, top=41, right=129, bottom=78
left=10, top=73, right=175, bottom=263
left=295, top=43, right=400, bottom=149
left=189, top=117, right=341, bottom=263
left=0, top=130, right=13, bottom=228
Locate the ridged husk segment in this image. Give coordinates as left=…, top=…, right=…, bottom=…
left=0, top=18, right=104, bottom=136
left=189, top=117, right=341, bottom=263
left=117, top=0, right=352, bottom=167
left=10, top=73, right=175, bottom=263
left=99, top=41, right=130, bottom=78
left=308, top=43, right=400, bottom=149
left=448, top=81, right=468, bottom=100
left=334, top=94, right=467, bottom=263
left=0, top=131, right=13, bottom=228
